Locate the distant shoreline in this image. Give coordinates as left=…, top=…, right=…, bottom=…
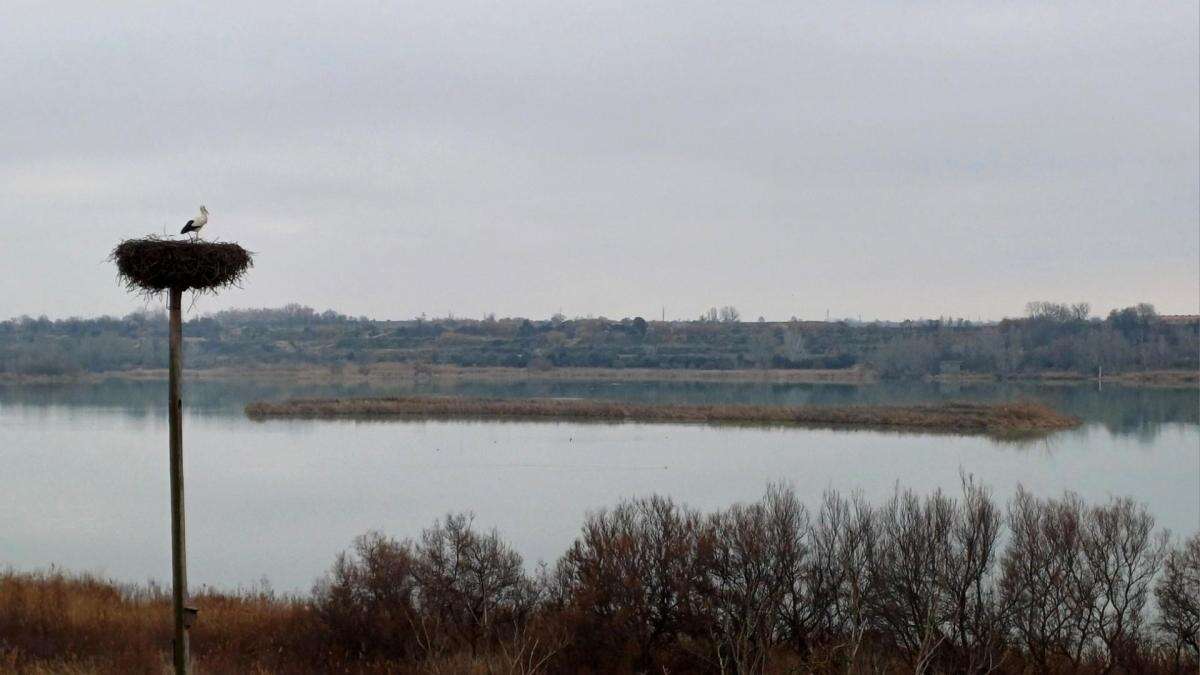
left=1, top=364, right=1195, bottom=388
left=244, top=396, right=1081, bottom=438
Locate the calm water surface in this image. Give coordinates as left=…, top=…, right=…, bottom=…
left=2, top=378, right=1197, bottom=592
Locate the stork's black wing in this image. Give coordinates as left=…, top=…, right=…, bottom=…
left=181, top=220, right=195, bottom=234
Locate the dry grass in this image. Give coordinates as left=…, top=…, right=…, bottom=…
left=0, top=569, right=164, bottom=673
left=110, top=237, right=253, bottom=295
left=0, top=567, right=537, bottom=674
left=1030, top=369, right=1200, bottom=387
left=1104, top=369, right=1200, bottom=386
left=244, top=396, right=1079, bottom=437
left=409, top=364, right=878, bottom=384
left=0, top=569, right=321, bottom=674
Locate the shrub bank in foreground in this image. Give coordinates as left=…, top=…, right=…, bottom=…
left=244, top=396, right=1080, bottom=438
left=3, top=484, right=1197, bottom=674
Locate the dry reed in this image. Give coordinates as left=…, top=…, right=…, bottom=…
left=244, top=396, right=1079, bottom=437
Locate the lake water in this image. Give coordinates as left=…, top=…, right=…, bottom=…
left=2, top=378, right=1197, bottom=593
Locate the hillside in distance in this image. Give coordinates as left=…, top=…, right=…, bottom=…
left=1, top=302, right=1196, bottom=381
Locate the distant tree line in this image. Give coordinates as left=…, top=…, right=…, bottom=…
left=1, top=301, right=1195, bottom=378
left=866, top=302, right=1197, bottom=379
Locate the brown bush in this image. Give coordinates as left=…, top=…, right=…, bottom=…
left=1155, top=533, right=1200, bottom=668
left=1083, top=496, right=1168, bottom=671
left=3, top=485, right=1197, bottom=674
left=804, top=490, right=879, bottom=669
left=312, top=531, right=420, bottom=661
left=1001, top=489, right=1095, bottom=670
left=411, top=513, right=536, bottom=657
left=694, top=484, right=809, bottom=671
left=553, top=495, right=706, bottom=672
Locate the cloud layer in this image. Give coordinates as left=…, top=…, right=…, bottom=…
left=2, top=1, right=1196, bottom=320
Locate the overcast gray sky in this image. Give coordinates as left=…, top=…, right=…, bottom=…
left=2, top=1, right=1197, bottom=321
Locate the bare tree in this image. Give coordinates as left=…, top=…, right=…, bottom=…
left=699, top=490, right=801, bottom=672
left=312, top=531, right=419, bottom=659
left=555, top=496, right=704, bottom=671
left=942, top=476, right=1007, bottom=674
left=413, top=513, right=530, bottom=657
left=777, top=489, right=840, bottom=660
left=800, top=490, right=877, bottom=670
left=1000, top=489, right=1098, bottom=670
left=1155, top=533, right=1200, bottom=666
left=1082, top=497, right=1168, bottom=671
left=869, top=488, right=955, bottom=673
left=303, top=484, right=1186, bottom=673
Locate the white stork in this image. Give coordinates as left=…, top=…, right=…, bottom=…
left=180, top=205, right=208, bottom=240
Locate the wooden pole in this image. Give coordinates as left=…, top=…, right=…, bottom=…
left=168, top=287, right=189, bottom=674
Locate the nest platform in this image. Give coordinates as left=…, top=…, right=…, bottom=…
left=112, top=237, right=253, bottom=294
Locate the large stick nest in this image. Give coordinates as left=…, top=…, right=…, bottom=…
left=111, top=237, right=253, bottom=294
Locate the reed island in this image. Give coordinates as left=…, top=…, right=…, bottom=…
left=244, top=396, right=1079, bottom=438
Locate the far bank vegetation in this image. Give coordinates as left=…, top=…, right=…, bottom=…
left=1, top=301, right=1196, bottom=382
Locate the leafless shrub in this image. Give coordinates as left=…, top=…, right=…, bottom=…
left=7, top=484, right=1195, bottom=674
left=312, top=531, right=419, bottom=660
left=1155, top=533, right=1200, bottom=667
left=941, top=477, right=1007, bottom=674
left=412, top=513, right=533, bottom=658
left=696, top=484, right=809, bottom=672
left=1082, top=497, right=1168, bottom=670
left=827, top=491, right=879, bottom=671
left=554, top=495, right=704, bottom=671
left=862, top=479, right=1006, bottom=674
left=492, top=614, right=568, bottom=675
left=869, top=487, right=957, bottom=672
left=312, top=517, right=536, bottom=665
left=1001, top=489, right=1169, bottom=672
left=1001, top=489, right=1097, bottom=670
left=786, top=489, right=876, bottom=668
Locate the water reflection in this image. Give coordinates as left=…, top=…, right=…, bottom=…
left=1, top=379, right=1196, bottom=591
left=2, top=378, right=1195, bottom=441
